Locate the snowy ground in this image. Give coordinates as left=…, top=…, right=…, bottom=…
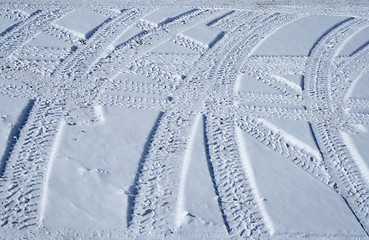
left=1, top=1, right=369, bottom=239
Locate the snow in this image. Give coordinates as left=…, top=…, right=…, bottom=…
left=251, top=15, right=349, bottom=56
left=176, top=115, right=227, bottom=234
left=25, top=32, right=72, bottom=49
left=109, top=25, right=146, bottom=49
left=1, top=2, right=369, bottom=239
left=258, top=118, right=322, bottom=160
left=347, top=72, right=369, bottom=99
left=141, top=7, right=194, bottom=27
left=235, top=74, right=279, bottom=94
left=0, top=16, right=18, bottom=34
left=338, top=26, right=369, bottom=56
left=179, top=25, right=224, bottom=48
left=150, top=40, right=197, bottom=55
left=0, top=96, right=30, bottom=176
left=52, top=9, right=108, bottom=39
left=41, top=107, right=160, bottom=229
left=341, top=128, right=369, bottom=185
left=273, top=74, right=304, bottom=92
left=237, top=126, right=366, bottom=236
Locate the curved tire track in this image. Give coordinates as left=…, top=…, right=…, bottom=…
left=305, top=17, right=369, bottom=234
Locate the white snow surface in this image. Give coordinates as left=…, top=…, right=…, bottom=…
left=41, top=107, right=160, bottom=229
left=179, top=25, right=224, bottom=48
left=52, top=9, right=108, bottom=39
left=1, top=2, right=369, bottom=240
left=141, top=7, right=193, bottom=27
left=251, top=15, right=349, bottom=56
left=109, top=25, right=145, bottom=49
left=25, top=32, right=72, bottom=49
left=0, top=16, right=18, bottom=34
left=237, top=127, right=365, bottom=236
left=0, top=96, right=30, bottom=175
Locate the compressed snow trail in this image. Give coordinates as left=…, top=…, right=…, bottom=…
left=1, top=2, right=369, bottom=240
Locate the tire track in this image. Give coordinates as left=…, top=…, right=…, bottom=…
left=90, top=8, right=214, bottom=82
left=235, top=92, right=303, bottom=106
left=0, top=9, right=32, bottom=38
left=237, top=105, right=308, bottom=121
left=50, top=9, right=139, bottom=79
left=128, top=110, right=196, bottom=235
left=345, top=98, right=369, bottom=110
left=203, top=115, right=269, bottom=238
left=126, top=111, right=164, bottom=227
left=0, top=99, right=63, bottom=229
left=243, top=56, right=307, bottom=75
left=236, top=116, right=332, bottom=187
left=98, top=93, right=172, bottom=111
left=0, top=100, right=35, bottom=178
left=186, top=12, right=296, bottom=238
left=305, top=17, right=369, bottom=234
left=91, top=9, right=218, bottom=110
left=126, top=11, right=270, bottom=236
left=0, top=8, right=67, bottom=65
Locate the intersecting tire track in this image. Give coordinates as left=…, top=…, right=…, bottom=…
left=126, top=11, right=297, bottom=238
left=198, top=12, right=297, bottom=238
left=50, top=9, right=139, bottom=79
left=0, top=8, right=68, bottom=65
left=1, top=4, right=369, bottom=239
left=305, top=17, right=369, bottom=234
left=126, top=11, right=276, bottom=237
left=90, top=8, right=214, bottom=83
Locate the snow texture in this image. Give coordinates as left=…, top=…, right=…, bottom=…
left=1, top=3, right=369, bottom=240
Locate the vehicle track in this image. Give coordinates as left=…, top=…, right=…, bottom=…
left=1, top=5, right=369, bottom=239
left=89, top=8, right=216, bottom=83
left=186, top=12, right=296, bottom=238
left=0, top=8, right=68, bottom=65
left=235, top=92, right=303, bottom=106
left=50, top=9, right=139, bottom=79
left=126, top=11, right=284, bottom=237
left=128, top=110, right=196, bottom=235
left=305, top=17, right=369, bottom=234
left=0, top=99, right=63, bottom=229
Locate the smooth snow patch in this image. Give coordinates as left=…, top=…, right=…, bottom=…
left=53, top=9, right=108, bottom=39
left=141, top=7, right=194, bottom=27
left=337, top=26, right=369, bottom=56
left=346, top=72, right=369, bottom=99
left=259, top=118, right=321, bottom=160
left=0, top=16, right=18, bottom=34
left=235, top=74, right=280, bottom=94
left=176, top=115, right=226, bottom=234
left=179, top=25, right=224, bottom=48
left=237, top=126, right=366, bottom=236
left=273, top=74, right=304, bottom=92
left=251, top=15, right=349, bottom=56
left=25, top=32, right=72, bottom=49
left=42, top=107, right=160, bottom=229
left=150, top=40, right=197, bottom=55
left=109, top=25, right=146, bottom=49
